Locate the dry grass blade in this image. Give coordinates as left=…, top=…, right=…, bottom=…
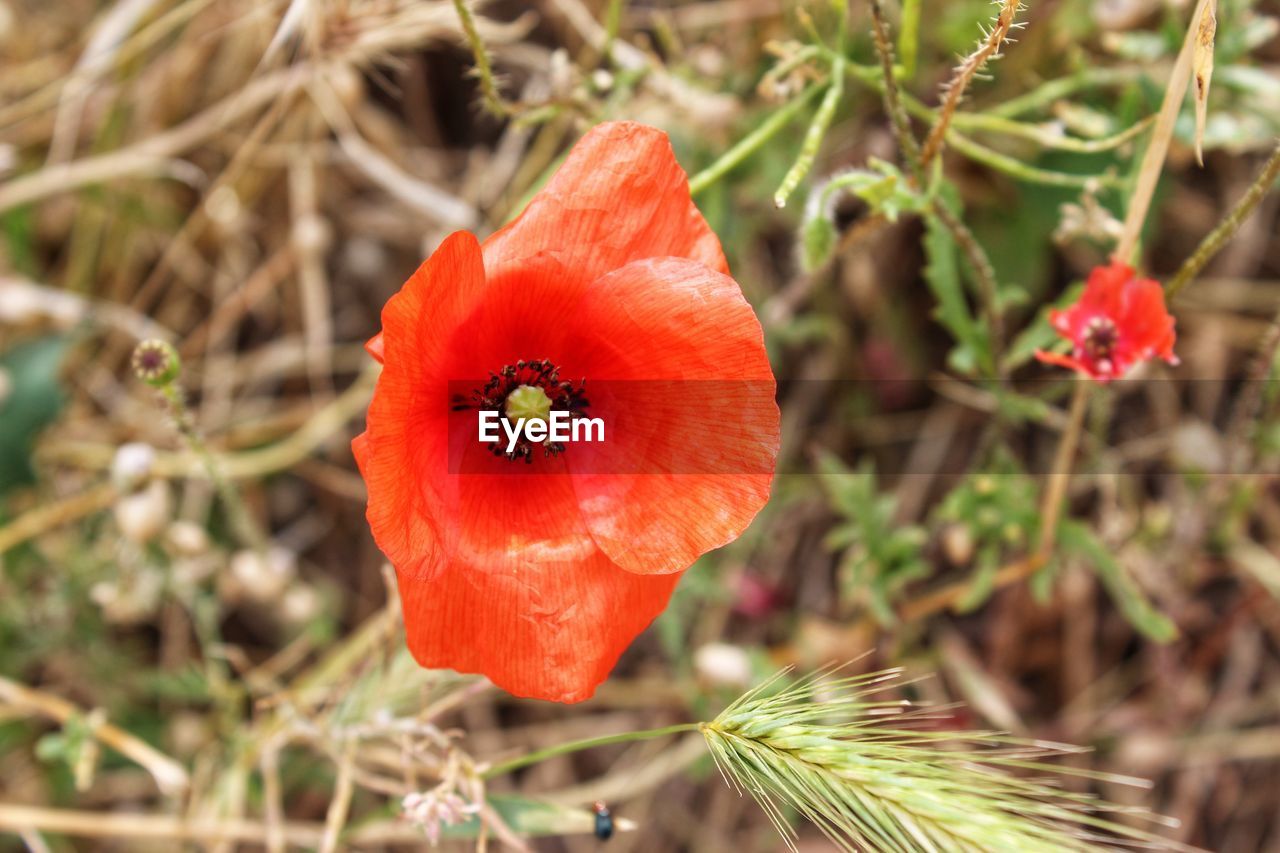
left=1114, top=0, right=1215, bottom=262
left=701, top=667, right=1190, bottom=853
left=1192, top=0, right=1217, bottom=165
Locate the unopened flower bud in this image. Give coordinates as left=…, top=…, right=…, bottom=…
left=694, top=642, right=753, bottom=688
left=111, top=442, right=156, bottom=493
left=114, top=480, right=171, bottom=543
left=230, top=546, right=297, bottom=602
left=131, top=339, right=181, bottom=386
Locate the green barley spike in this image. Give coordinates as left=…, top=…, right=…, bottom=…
left=700, top=666, right=1189, bottom=853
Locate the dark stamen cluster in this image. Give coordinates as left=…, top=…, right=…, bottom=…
left=1081, top=316, right=1119, bottom=372
left=452, top=358, right=590, bottom=463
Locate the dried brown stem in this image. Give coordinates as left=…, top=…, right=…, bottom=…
left=0, top=676, right=189, bottom=795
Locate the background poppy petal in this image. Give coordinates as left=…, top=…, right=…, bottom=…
left=563, top=257, right=779, bottom=575
left=481, top=122, right=728, bottom=283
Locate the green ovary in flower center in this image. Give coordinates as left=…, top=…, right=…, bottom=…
left=504, top=384, right=553, bottom=429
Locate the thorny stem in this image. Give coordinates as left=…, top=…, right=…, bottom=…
left=918, top=0, right=1021, bottom=172
left=482, top=723, right=701, bottom=779
left=869, top=1, right=1004, bottom=370
left=452, top=0, right=510, bottom=117
left=1167, top=141, right=1280, bottom=298
left=1114, top=0, right=1214, bottom=264
left=1037, top=381, right=1090, bottom=558
left=688, top=84, right=827, bottom=197
left=868, top=0, right=923, bottom=183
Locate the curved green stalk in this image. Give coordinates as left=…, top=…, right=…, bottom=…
left=688, top=84, right=827, bottom=197
left=482, top=723, right=701, bottom=779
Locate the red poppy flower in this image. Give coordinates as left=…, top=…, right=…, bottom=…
left=353, top=122, right=779, bottom=703
left=1035, top=261, right=1178, bottom=381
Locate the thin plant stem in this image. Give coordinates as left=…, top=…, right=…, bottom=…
left=868, top=0, right=923, bottom=182
left=897, top=0, right=922, bottom=79
left=932, top=200, right=1005, bottom=363
left=452, top=0, right=510, bottom=117
left=156, top=382, right=268, bottom=554
left=482, top=723, right=701, bottom=779
left=688, top=84, right=826, bottom=196
left=0, top=676, right=189, bottom=795
left=900, top=554, right=1046, bottom=621
left=1167, top=141, right=1280, bottom=298
left=1222, top=303, right=1280, bottom=478
left=1114, top=0, right=1213, bottom=263
left=870, top=0, right=1004, bottom=369
left=945, top=131, right=1122, bottom=189
left=918, top=0, right=1021, bottom=171
left=948, top=111, right=1155, bottom=154
left=602, top=0, right=625, bottom=60
left=990, top=67, right=1142, bottom=119
left=1037, top=381, right=1090, bottom=557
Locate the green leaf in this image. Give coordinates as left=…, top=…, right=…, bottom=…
left=922, top=200, right=990, bottom=376
left=1059, top=521, right=1178, bottom=643
left=0, top=335, right=71, bottom=495
left=1002, top=282, right=1085, bottom=372
left=816, top=451, right=928, bottom=624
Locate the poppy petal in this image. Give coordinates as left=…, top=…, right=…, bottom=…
left=563, top=257, right=778, bottom=575
left=366, top=333, right=385, bottom=364
left=400, top=456, right=681, bottom=702
left=1034, top=348, right=1097, bottom=379
left=1118, top=277, right=1177, bottom=362
left=358, top=231, right=487, bottom=580
left=481, top=122, right=728, bottom=283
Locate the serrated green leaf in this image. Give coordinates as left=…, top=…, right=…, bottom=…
left=922, top=204, right=990, bottom=376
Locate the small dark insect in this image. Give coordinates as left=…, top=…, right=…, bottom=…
left=593, top=801, right=614, bottom=841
